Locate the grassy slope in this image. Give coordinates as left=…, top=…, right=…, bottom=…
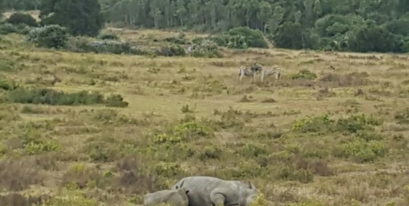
left=0, top=29, right=408, bottom=206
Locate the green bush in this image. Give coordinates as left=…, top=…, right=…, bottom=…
left=65, top=36, right=145, bottom=55
left=26, top=25, right=69, bottom=49
left=98, top=32, right=119, bottom=40
left=199, top=145, right=222, bottom=160
left=0, top=78, right=18, bottom=90
left=7, top=87, right=128, bottom=107
left=157, top=44, right=186, bottom=56
left=395, top=108, right=409, bottom=124
left=336, top=114, right=382, bottom=134
left=336, top=139, right=387, bottom=163
left=291, top=69, right=318, bottom=80
left=191, top=40, right=222, bottom=58
left=291, top=114, right=333, bottom=133
left=6, top=13, right=38, bottom=27
left=221, top=27, right=268, bottom=48
left=0, top=23, right=30, bottom=35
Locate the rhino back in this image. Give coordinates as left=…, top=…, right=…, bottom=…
left=172, top=176, right=239, bottom=206
left=144, top=189, right=187, bottom=206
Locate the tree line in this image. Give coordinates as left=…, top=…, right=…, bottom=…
left=100, top=0, right=409, bottom=53
left=2, top=0, right=409, bottom=53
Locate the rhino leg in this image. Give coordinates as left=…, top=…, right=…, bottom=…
left=210, top=191, right=226, bottom=206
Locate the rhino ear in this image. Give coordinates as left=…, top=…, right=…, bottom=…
left=180, top=180, right=185, bottom=188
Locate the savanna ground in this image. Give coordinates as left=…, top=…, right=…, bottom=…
left=0, top=25, right=409, bottom=206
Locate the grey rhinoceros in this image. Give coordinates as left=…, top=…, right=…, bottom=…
left=171, top=176, right=258, bottom=206
left=144, top=187, right=190, bottom=206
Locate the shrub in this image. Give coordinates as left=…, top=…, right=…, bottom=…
left=157, top=44, right=186, bottom=56
left=395, top=108, right=409, bottom=124
left=291, top=114, right=333, bottom=133
left=27, top=25, right=69, bottom=49
left=336, top=114, right=382, bottom=134
left=84, top=137, right=121, bottom=162
left=98, top=32, right=119, bottom=40
left=0, top=23, right=30, bottom=35
left=336, top=139, right=387, bottom=163
left=0, top=58, right=15, bottom=72
left=7, top=87, right=128, bottom=107
left=191, top=39, right=222, bottom=58
left=6, top=13, right=38, bottom=27
left=291, top=69, right=317, bottom=80
left=105, top=94, right=129, bottom=108
left=221, top=27, right=268, bottom=48
left=0, top=78, right=18, bottom=90
left=199, top=145, right=222, bottom=161
left=65, top=36, right=145, bottom=55
left=0, top=159, right=44, bottom=191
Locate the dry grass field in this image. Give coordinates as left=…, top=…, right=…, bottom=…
left=0, top=28, right=409, bottom=206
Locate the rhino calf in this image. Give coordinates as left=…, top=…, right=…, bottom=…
left=144, top=187, right=190, bottom=206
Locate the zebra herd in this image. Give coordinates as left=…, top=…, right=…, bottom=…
left=238, top=63, right=281, bottom=84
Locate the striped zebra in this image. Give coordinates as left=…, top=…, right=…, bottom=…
left=260, top=66, right=281, bottom=84
left=238, top=66, right=256, bottom=82
left=238, top=63, right=263, bottom=82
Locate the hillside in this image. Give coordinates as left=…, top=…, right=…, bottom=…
left=0, top=29, right=408, bottom=206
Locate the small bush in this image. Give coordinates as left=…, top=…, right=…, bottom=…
left=291, top=114, right=333, bottom=133
left=0, top=23, right=30, bottom=35
left=105, top=94, right=129, bottom=108
left=6, top=13, right=38, bottom=27
left=0, top=78, right=18, bottom=90
left=0, top=58, right=15, bottom=72
left=84, top=137, right=121, bottom=162
left=0, top=159, right=44, bottom=191
left=199, top=145, right=222, bottom=161
left=191, top=40, right=222, bottom=58
left=7, top=87, right=128, bottom=107
left=395, top=108, right=409, bottom=124
left=291, top=69, right=318, bottom=80
left=336, top=139, right=387, bottom=163
left=27, top=25, right=69, bottom=49
left=217, top=27, right=268, bottom=48
left=62, top=163, right=108, bottom=189
left=154, top=162, right=184, bottom=178
left=157, top=44, right=186, bottom=56
left=336, top=114, right=382, bottom=134
left=98, top=32, right=119, bottom=40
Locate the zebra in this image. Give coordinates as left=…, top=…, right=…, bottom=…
left=238, top=66, right=257, bottom=82
left=260, top=66, right=281, bottom=84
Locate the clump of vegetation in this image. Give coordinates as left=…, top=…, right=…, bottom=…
left=215, top=27, right=268, bottom=49
left=395, top=108, right=409, bottom=124
left=6, top=13, right=38, bottom=27
left=291, top=114, right=382, bottom=134
left=0, top=78, right=18, bottom=91
left=335, top=139, right=387, bottom=163
left=65, top=36, right=144, bottom=55
left=164, top=33, right=187, bottom=44
left=84, top=136, right=121, bottom=162
left=291, top=114, right=333, bottom=133
left=98, top=32, right=119, bottom=40
left=0, top=23, right=30, bottom=35
left=191, top=40, right=222, bottom=58
left=157, top=44, right=186, bottom=56
left=7, top=87, right=128, bottom=107
left=26, top=25, right=69, bottom=49
left=291, top=69, right=318, bottom=80
left=198, top=145, right=222, bottom=161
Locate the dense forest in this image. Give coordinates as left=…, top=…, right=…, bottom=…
left=2, top=0, right=409, bottom=53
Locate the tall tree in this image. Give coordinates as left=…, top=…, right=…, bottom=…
left=40, top=0, right=105, bottom=37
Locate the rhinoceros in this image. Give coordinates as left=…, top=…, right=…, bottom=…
left=144, top=187, right=190, bottom=206
left=171, top=176, right=258, bottom=206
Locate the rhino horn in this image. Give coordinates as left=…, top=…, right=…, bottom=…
left=248, top=181, right=252, bottom=189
